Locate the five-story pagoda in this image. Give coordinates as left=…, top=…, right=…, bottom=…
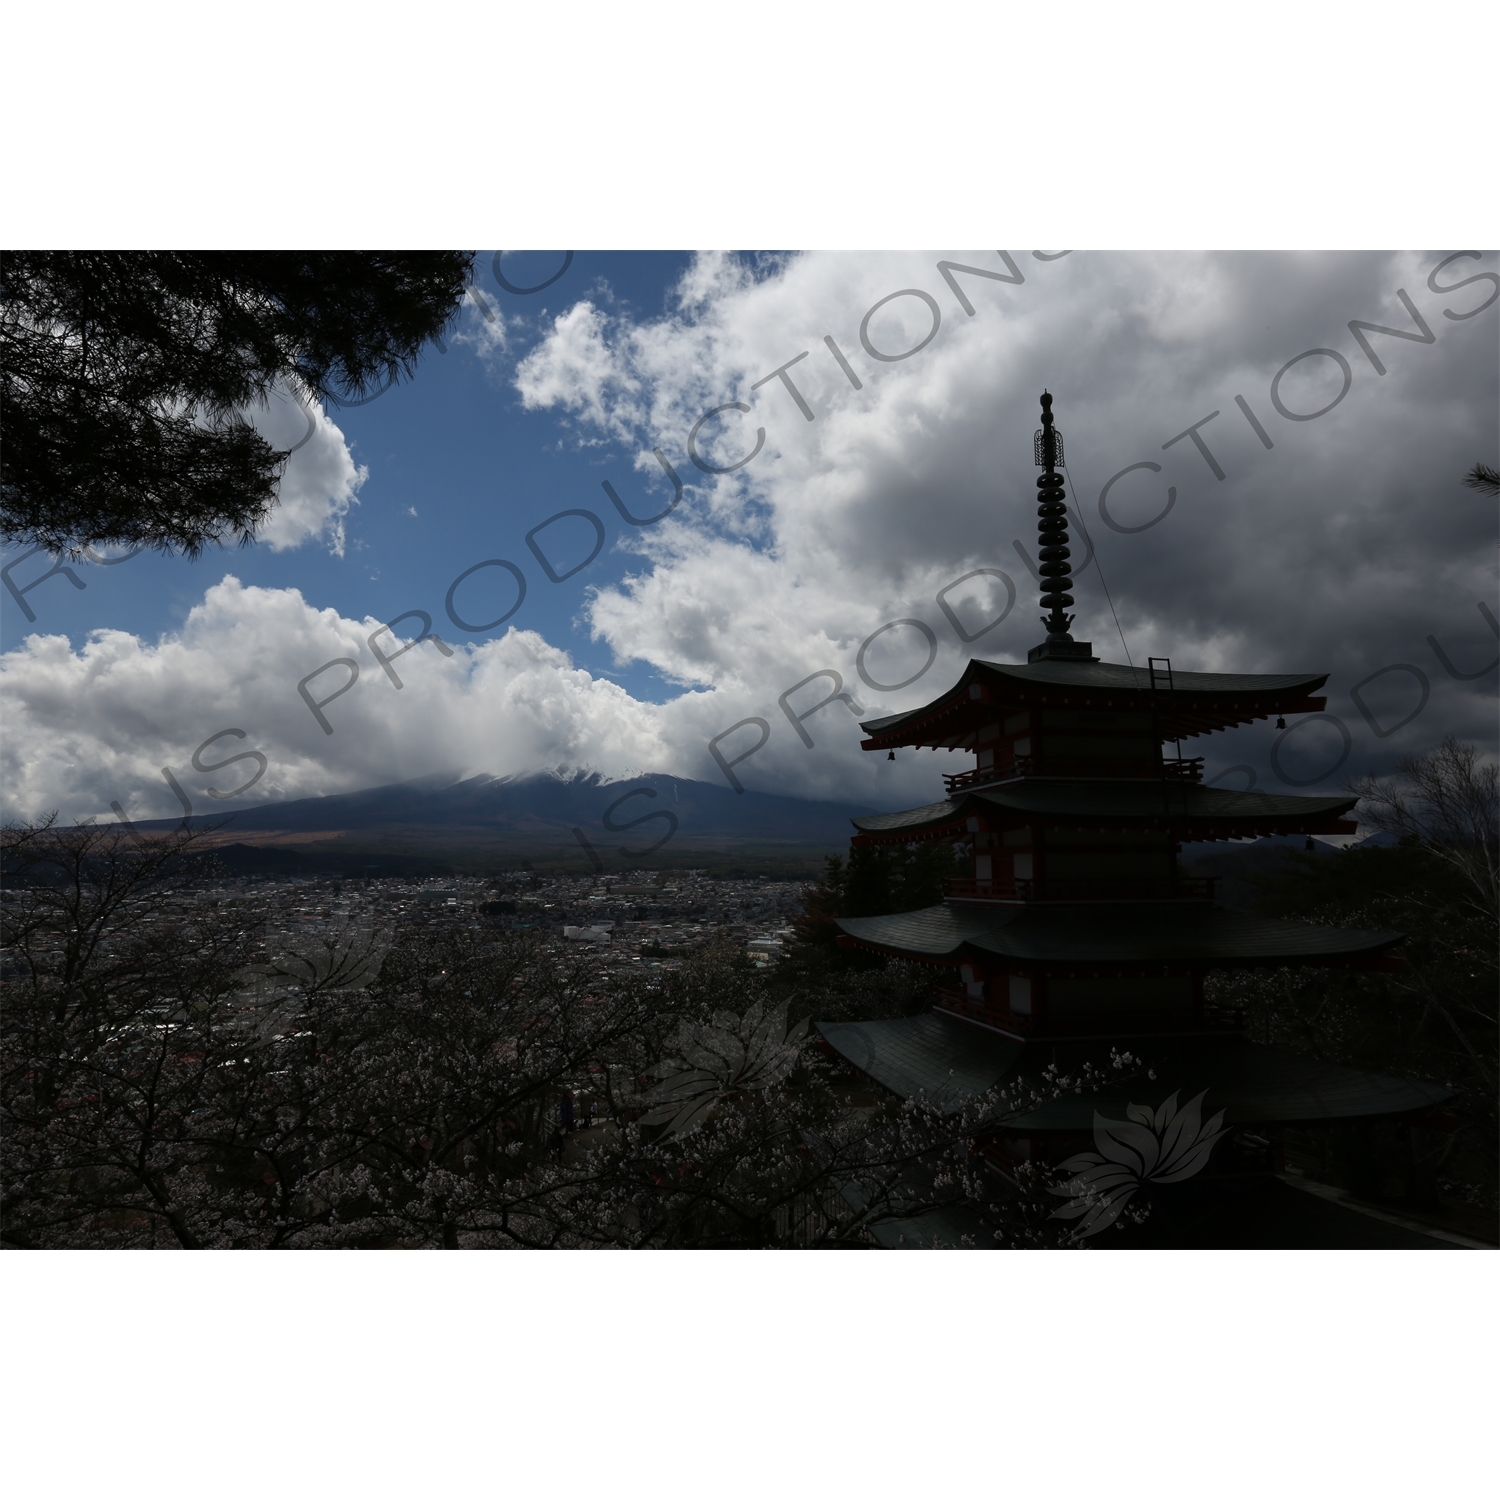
left=818, top=393, right=1449, bottom=1209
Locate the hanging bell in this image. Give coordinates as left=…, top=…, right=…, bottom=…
left=887, top=750, right=896, bottom=761
left=1276, top=716, right=1287, bottom=729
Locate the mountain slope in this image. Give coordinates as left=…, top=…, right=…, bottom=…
left=131, top=771, right=879, bottom=874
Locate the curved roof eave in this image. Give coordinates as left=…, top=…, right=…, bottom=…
left=850, top=783, right=1358, bottom=838
left=834, top=903, right=1401, bottom=966
left=815, top=1013, right=1451, bottom=1124
left=859, top=658, right=1331, bottom=746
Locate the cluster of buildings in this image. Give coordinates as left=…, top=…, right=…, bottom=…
left=484, top=869, right=801, bottom=969
left=0, top=862, right=806, bottom=1015
left=182, top=866, right=805, bottom=979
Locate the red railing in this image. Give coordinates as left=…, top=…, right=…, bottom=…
left=934, top=988, right=1242, bottom=1039
left=942, top=764, right=1008, bottom=794
left=933, top=988, right=1031, bottom=1034
left=942, top=755, right=1204, bottom=795
left=944, top=876, right=1219, bottom=902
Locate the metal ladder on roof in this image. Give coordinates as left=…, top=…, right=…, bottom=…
left=1147, top=657, right=1190, bottom=847
left=1148, top=657, right=1185, bottom=761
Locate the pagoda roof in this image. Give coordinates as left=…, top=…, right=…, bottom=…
left=815, top=1012, right=1451, bottom=1124
left=860, top=657, right=1329, bottom=748
left=853, top=795, right=965, bottom=836
left=833, top=901, right=1400, bottom=966
left=851, top=782, right=1358, bottom=843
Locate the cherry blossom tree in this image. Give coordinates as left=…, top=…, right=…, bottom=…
left=4, top=816, right=1113, bottom=1249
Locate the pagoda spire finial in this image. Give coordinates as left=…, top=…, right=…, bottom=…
left=1027, top=391, right=1097, bottom=663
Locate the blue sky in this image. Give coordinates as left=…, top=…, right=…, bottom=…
left=1, top=251, right=701, bottom=702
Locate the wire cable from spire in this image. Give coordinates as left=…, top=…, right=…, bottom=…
left=1061, top=451, right=1135, bottom=672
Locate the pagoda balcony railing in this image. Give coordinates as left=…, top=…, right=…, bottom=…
left=1161, top=757, right=1206, bottom=783
left=933, top=987, right=1031, bottom=1034
left=932, top=990, right=1239, bottom=1038
left=942, top=764, right=1010, bottom=794
left=944, top=876, right=1220, bottom=903
left=942, top=756, right=1204, bottom=795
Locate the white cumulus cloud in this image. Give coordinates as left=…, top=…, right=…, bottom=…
left=0, top=577, right=677, bottom=823
left=245, top=386, right=367, bottom=556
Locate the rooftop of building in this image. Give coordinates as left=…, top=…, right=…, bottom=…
left=850, top=781, right=1359, bottom=842
left=859, top=656, right=1332, bottom=749
left=833, top=899, right=1402, bottom=967
left=815, top=1010, right=1450, bottom=1126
